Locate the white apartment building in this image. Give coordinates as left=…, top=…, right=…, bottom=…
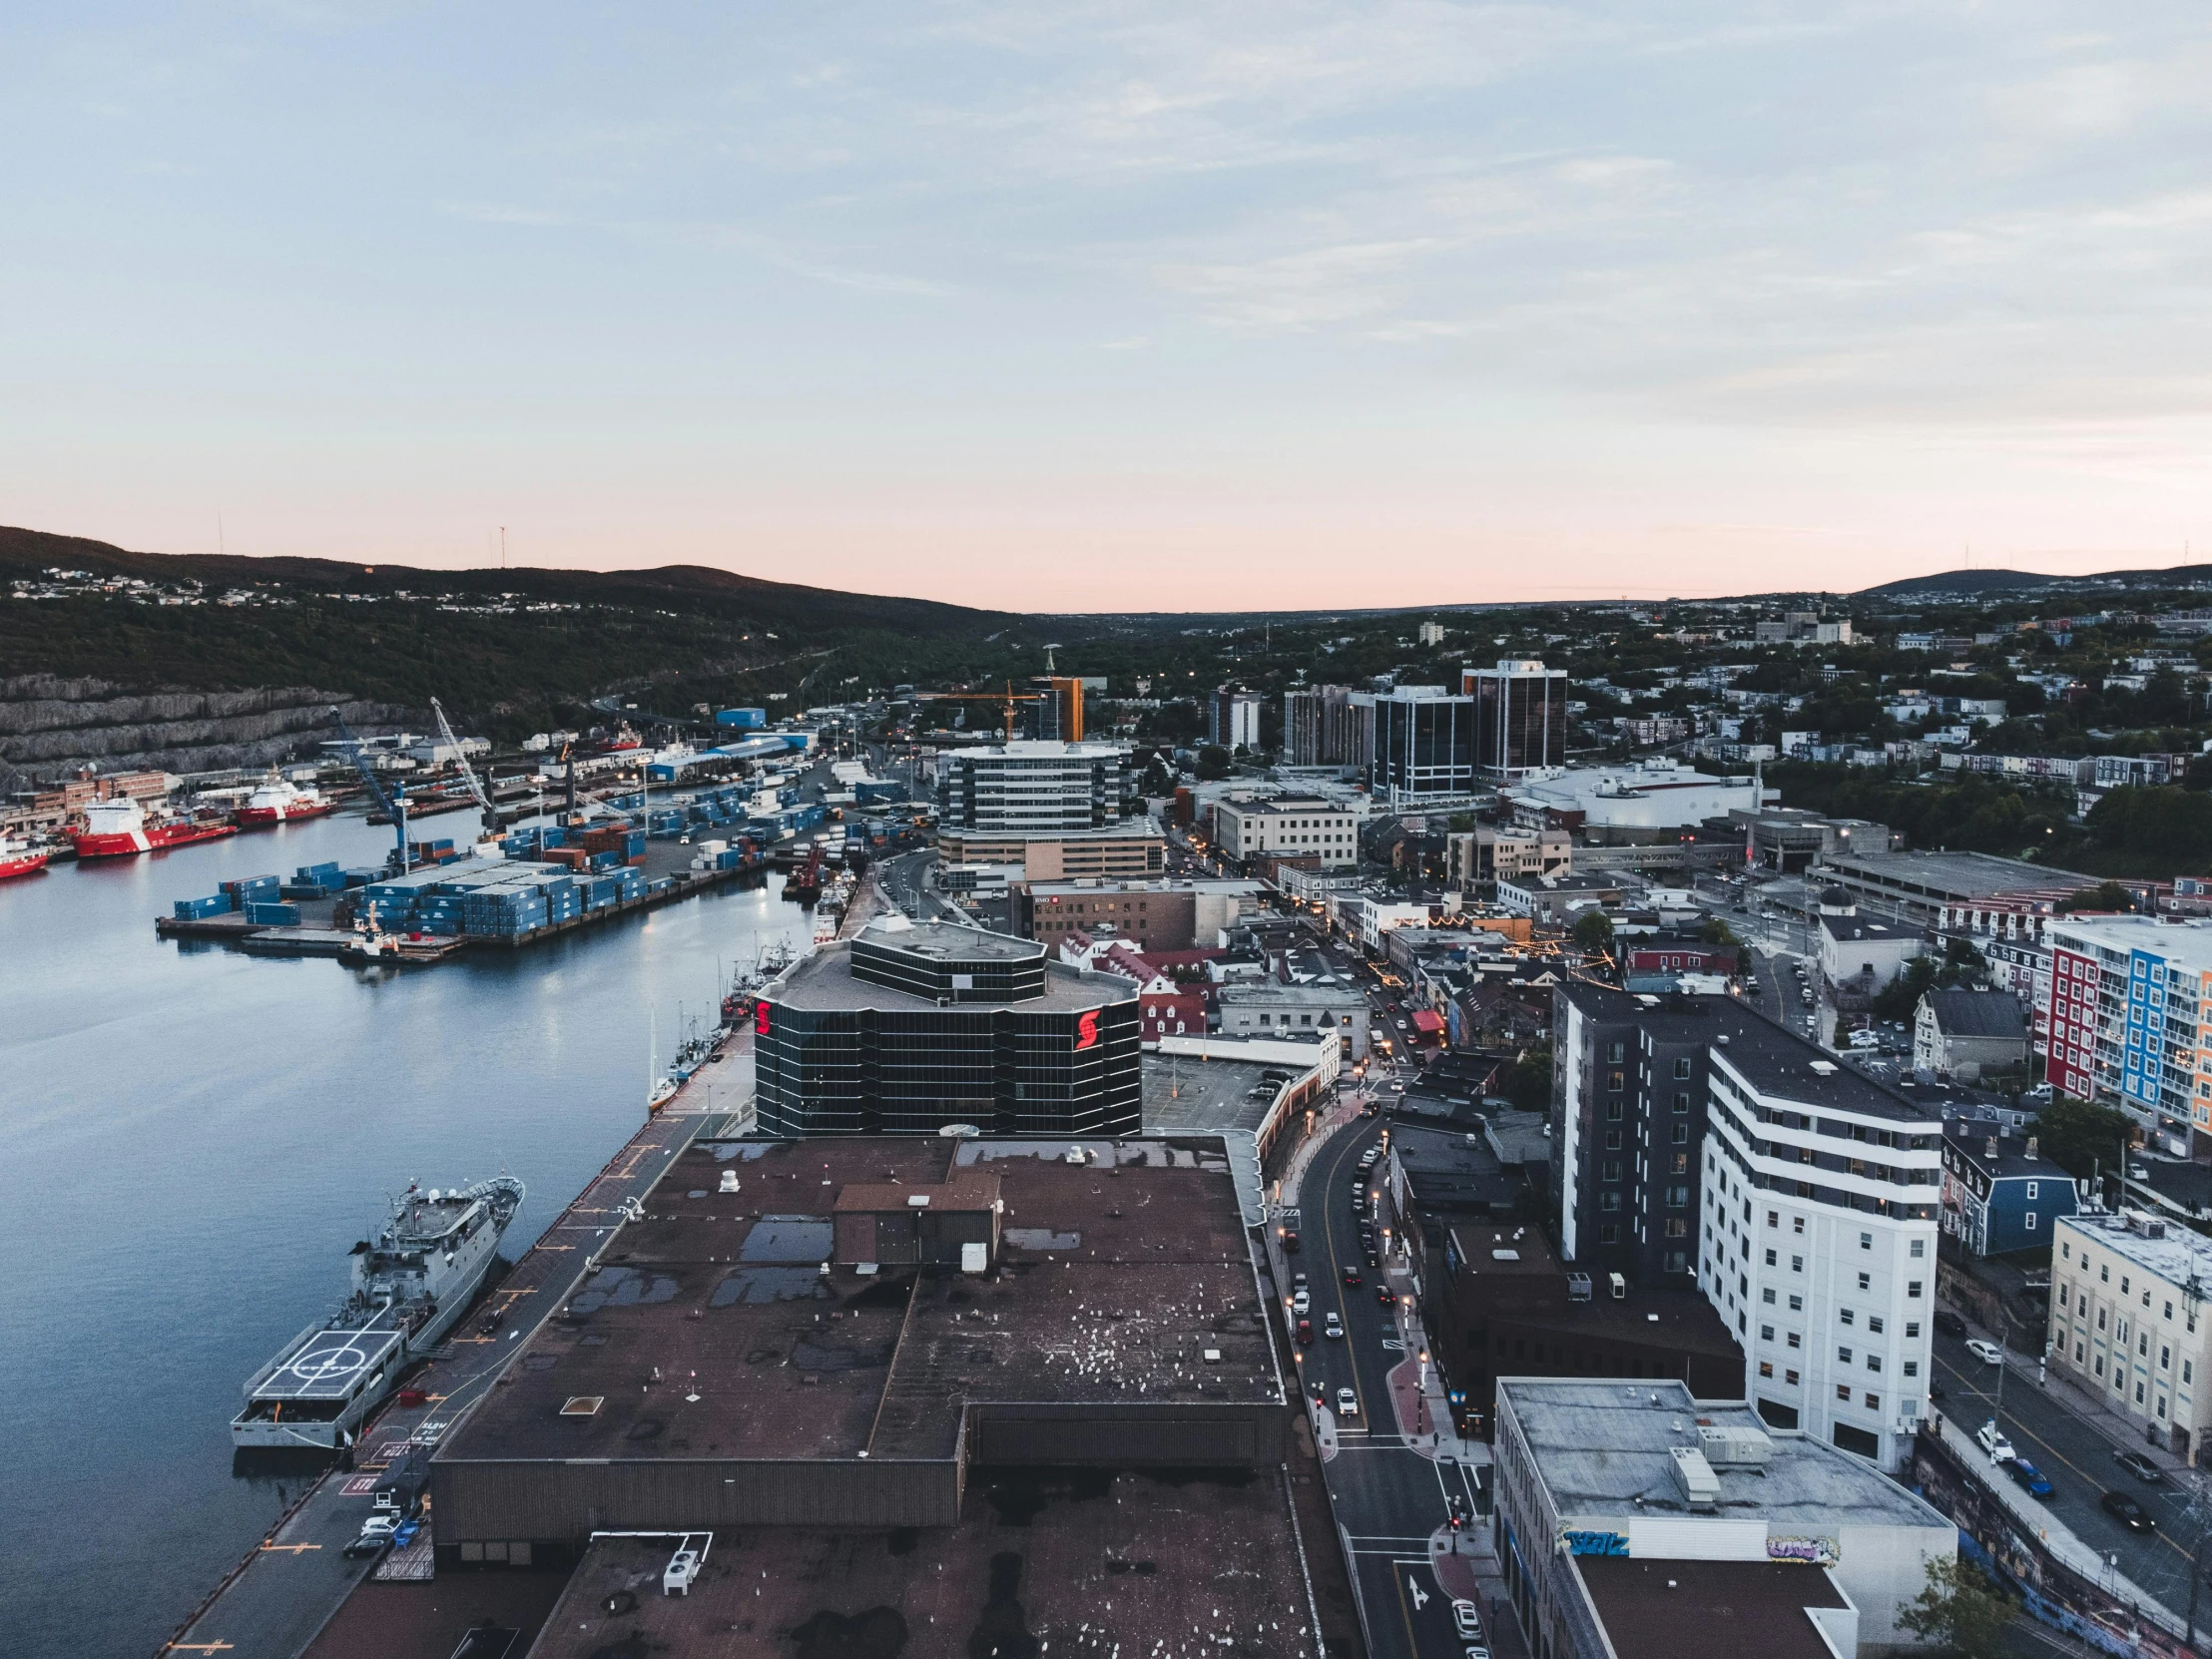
left=933, top=741, right=1130, bottom=831
left=2051, top=1210, right=2212, bottom=1462
left=1701, top=1026, right=1943, bottom=1472
left=1210, top=797, right=1361, bottom=867
left=2045, top=913, right=2212, bottom=1156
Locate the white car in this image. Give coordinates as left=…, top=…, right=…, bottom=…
left=1325, top=1313, right=1345, bottom=1340
left=1453, top=1599, right=1483, bottom=1639
left=1965, top=1339, right=2004, bottom=1366
left=1975, top=1420, right=2016, bottom=1462
left=1337, top=1386, right=1360, bottom=1418
left=1292, top=1290, right=1311, bottom=1316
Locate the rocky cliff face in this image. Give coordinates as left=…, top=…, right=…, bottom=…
left=0, top=675, right=413, bottom=781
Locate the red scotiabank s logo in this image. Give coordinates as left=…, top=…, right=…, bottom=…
left=755, top=1002, right=771, bottom=1036
left=1075, top=1011, right=1099, bottom=1050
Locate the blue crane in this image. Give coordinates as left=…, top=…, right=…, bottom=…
left=329, top=708, right=410, bottom=873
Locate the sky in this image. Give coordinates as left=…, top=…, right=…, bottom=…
left=4, top=3, right=2212, bottom=612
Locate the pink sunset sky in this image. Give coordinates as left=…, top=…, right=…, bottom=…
left=5, top=3, right=2209, bottom=611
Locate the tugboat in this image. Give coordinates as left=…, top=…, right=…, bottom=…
left=232, top=1176, right=525, bottom=1450
left=0, top=835, right=50, bottom=879
left=236, top=770, right=337, bottom=828
left=68, top=797, right=237, bottom=859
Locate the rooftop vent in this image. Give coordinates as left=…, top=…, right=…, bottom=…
left=560, top=1396, right=604, bottom=1416
left=1697, top=1423, right=1774, bottom=1468
left=1670, top=1445, right=1720, bottom=1511
left=1809, top=1061, right=1838, bottom=1075
left=1492, top=1249, right=1520, bottom=1261
left=907, top=1194, right=931, bottom=1207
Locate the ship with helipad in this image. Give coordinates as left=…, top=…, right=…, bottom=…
left=232, top=1175, right=525, bottom=1450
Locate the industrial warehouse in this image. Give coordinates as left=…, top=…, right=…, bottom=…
left=427, top=1132, right=1289, bottom=1579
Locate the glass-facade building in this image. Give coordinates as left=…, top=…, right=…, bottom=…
left=1371, top=688, right=1475, bottom=800
left=756, top=920, right=1141, bottom=1137
left=1463, top=659, right=1569, bottom=779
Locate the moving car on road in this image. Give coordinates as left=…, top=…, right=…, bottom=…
left=1324, top=1313, right=1344, bottom=1340
left=1336, top=1386, right=1359, bottom=1418
left=2103, top=1490, right=2157, bottom=1531
left=1343, top=1265, right=1363, bottom=1286
left=1964, top=1339, right=2003, bottom=1366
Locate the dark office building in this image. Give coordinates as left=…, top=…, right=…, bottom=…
left=1371, top=688, right=1475, bottom=800
left=755, top=918, right=1141, bottom=1137
left=1462, top=659, right=1568, bottom=779
left=1551, top=984, right=1768, bottom=1290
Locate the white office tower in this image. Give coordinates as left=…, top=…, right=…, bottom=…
left=1699, top=1022, right=1943, bottom=1472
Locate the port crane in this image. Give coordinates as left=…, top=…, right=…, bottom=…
left=328, top=709, right=410, bottom=872
left=428, top=697, right=500, bottom=846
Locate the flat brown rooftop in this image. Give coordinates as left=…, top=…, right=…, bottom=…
left=1576, top=1556, right=1853, bottom=1659
left=524, top=1464, right=1321, bottom=1659
left=432, top=1135, right=1286, bottom=1554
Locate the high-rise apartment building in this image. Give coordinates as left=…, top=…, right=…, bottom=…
left=1461, top=659, right=1569, bottom=779
left=1552, top=986, right=1757, bottom=1291
left=1370, top=686, right=1476, bottom=800
left=2045, top=914, right=2212, bottom=1153
left=1207, top=687, right=1264, bottom=752
left=934, top=741, right=1132, bottom=831
left=1702, top=1024, right=1942, bottom=1470
left=1554, top=985, right=1943, bottom=1470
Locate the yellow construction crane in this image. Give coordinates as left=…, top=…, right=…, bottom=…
left=908, top=679, right=1047, bottom=738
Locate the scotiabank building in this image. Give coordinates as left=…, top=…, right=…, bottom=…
left=755, top=917, right=1141, bottom=1137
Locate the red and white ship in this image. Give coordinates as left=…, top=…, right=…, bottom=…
left=236, top=772, right=336, bottom=829
left=0, top=836, right=50, bottom=879
left=68, top=797, right=239, bottom=859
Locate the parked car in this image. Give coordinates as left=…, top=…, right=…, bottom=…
left=1975, top=1421, right=2016, bottom=1462
left=1325, top=1313, right=1345, bottom=1340
left=2103, top=1490, right=2157, bottom=1531
left=342, top=1531, right=391, bottom=1558
left=1964, top=1339, right=2004, bottom=1366
left=1292, top=1290, right=1311, bottom=1316
left=1453, top=1600, right=1483, bottom=1639
left=2115, top=1449, right=2166, bottom=1484
left=1934, top=1310, right=1968, bottom=1339
left=1297, top=1319, right=1314, bottom=1345
left=1337, top=1386, right=1360, bottom=1418
left=2005, top=1458, right=2054, bottom=1499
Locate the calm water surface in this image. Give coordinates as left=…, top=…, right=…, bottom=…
left=0, top=814, right=805, bottom=1657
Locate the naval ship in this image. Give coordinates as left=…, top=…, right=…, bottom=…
left=232, top=1176, right=525, bottom=1450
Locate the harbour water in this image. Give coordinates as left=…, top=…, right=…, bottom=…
left=0, top=814, right=809, bottom=1658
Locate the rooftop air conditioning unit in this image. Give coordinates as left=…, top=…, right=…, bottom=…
left=2129, top=1211, right=2168, bottom=1240
left=1609, top=1272, right=1627, bottom=1301
left=1697, top=1423, right=1774, bottom=1468
left=1566, top=1272, right=1592, bottom=1303
left=1669, top=1446, right=1720, bottom=1511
